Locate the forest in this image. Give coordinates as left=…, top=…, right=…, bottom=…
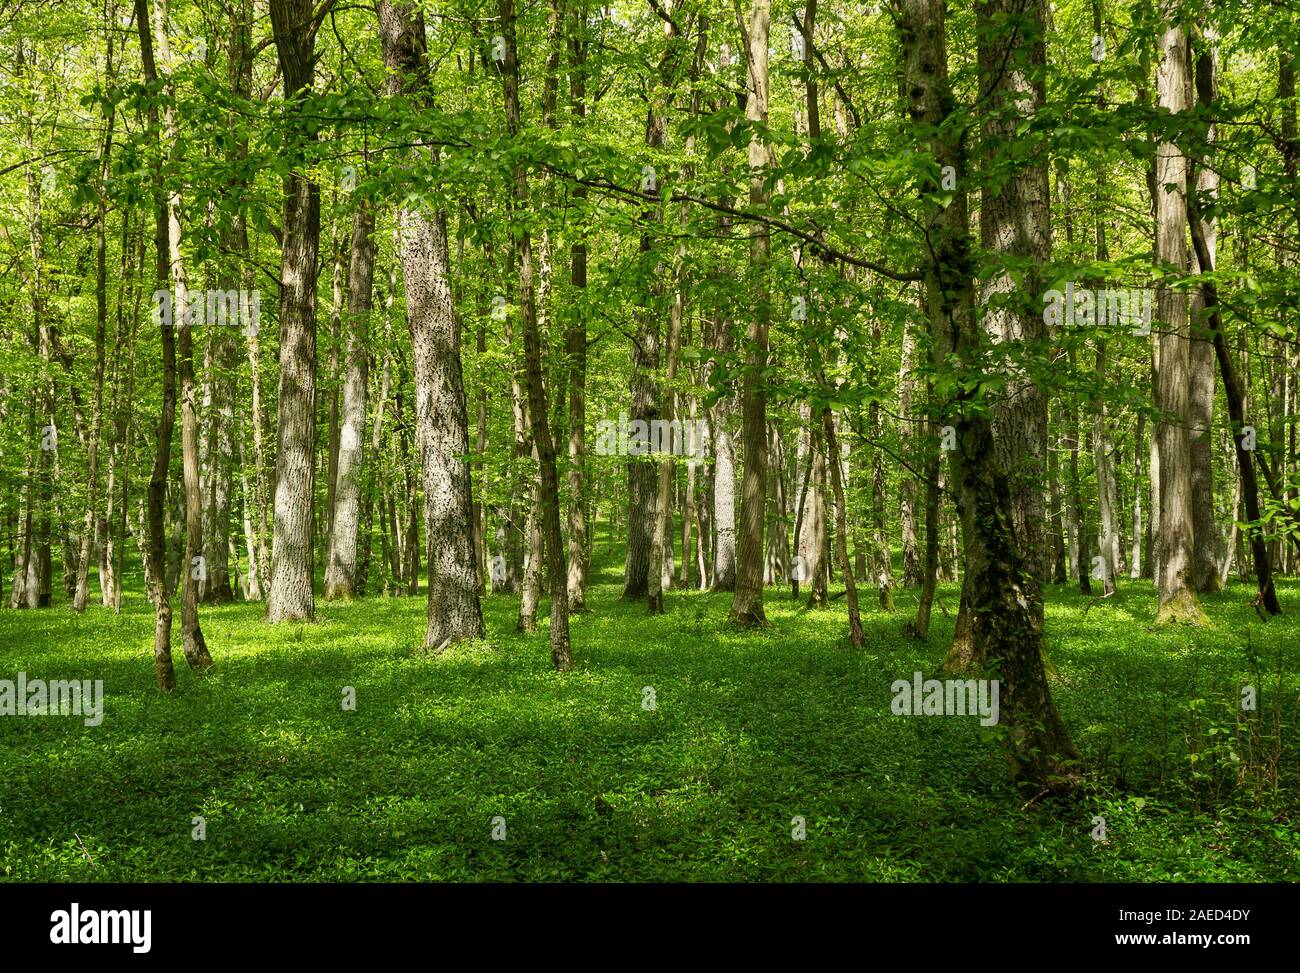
left=0, top=0, right=1297, bottom=884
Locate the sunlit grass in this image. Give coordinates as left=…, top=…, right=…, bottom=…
left=0, top=557, right=1296, bottom=881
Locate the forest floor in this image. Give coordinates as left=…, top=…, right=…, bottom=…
left=1, top=553, right=1297, bottom=882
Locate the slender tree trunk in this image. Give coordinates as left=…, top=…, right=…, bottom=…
left=323, top=225, right=344, bottom=573
left=1189, top=29, right=1221, bottom=593
left=74, top=45, right=116, bottom=613
left=728, top=0, right=771, bottom=628
left=324, top=201, right=376, bottom=600
left=497, top=0, right=571, bottom=669
left=565, top=6, right=590, bottom=611
left=1066, top=349, right=1092, bottom=595
left=819, top=396, right=863, bottom=646
left=906, top=407, right=942, bottom=639
left=1047, top=411, right=1069, bottom=583
left=1186, top=171, right=1281, bottom=614
left=518, top=466, right=542, bottom=632
left=206, top=0, right=253, bottom=604
left=898, top=314, right=923, bottom=587
left=134, top=0, right=178, bottom=689
left=1130, top=410, right=1146, bottom=578
left=710, top=317, right=737, bottom=591
left=1093, top=341, right=1118, bottom=595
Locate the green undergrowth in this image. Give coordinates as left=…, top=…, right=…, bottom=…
left=1, top=554, right=1296, bottom=881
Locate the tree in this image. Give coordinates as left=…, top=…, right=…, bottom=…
left=1152, top=3, right=1208, bottom=626
left=376, top=0, right=485, bottom=650
left=496, top=0, right=570, bottom=669
left=898, top=0, right=1078, bottom=788
left=266, top=0, right=323, bottom=623
left=324, top=201, right=376, bottom=600
left=728, top=0, right=772, bottom=629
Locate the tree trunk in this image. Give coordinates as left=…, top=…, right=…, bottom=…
left=710, top=318, right=737, bottom=591
left=134, top=0, right=178, bottom=689
left=728, top=0, right=771, bottom=628
left=565, top=6, right=590, bottom=611
left=820, top=398, right=863, bottom=646
left=977, top=0, right=1051, bottom=589
left=1130, top=410, right=1145, bottom=578
left=497, top=0, right=571, bottom=669
left=899, top=0, right=1078, bottom=788
left=1153, top=7, right=1207, bottom=625
left=1186, top=168, right=1281, bottom=614
left=74, top=47, right=115, bottom=613
left=266, top=0, right=322, bottom=623
left=898, top=313, right=923, bottom=587
left=324, top=201, right=376, bottom=600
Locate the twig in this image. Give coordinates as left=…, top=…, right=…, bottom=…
left=1081, top=587, right=1115, bottom=618
left=74, top=833, right=97, bottom=867
left=1019, top=788, right=1051, bottom=812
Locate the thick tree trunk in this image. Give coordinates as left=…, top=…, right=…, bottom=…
left=379, top=140, right=486, bottom=637
left=267, top=0, right=321, bottom=624
left=1153, top=8, right=1207, bottom=625
left=900, top=0, right=1078, bottom=787
left=623, top=325, right=660, bottom=599
left=977, top=0, right=1051, bottom=589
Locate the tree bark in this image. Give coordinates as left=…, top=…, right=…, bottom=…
left=1189, top=28, right=1221, bottom=593
left=1153, top=7, right=1207, bottom=625
left=728, top=0, right=771, bottom=628
left=977, top=0, right=1052, bottom=589
left=497, top=0, right=571, bottom=669
left=324, top=201, right=376, bottom=600
left=899, top=0, right=1078, bottom=787
left=134, top=0, right=178, bottom=689
left=565, top=6, right=590, bottom=611
left=266, top=0, right=322, bottom=623
left=73, top=39, right=116, bottom=613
